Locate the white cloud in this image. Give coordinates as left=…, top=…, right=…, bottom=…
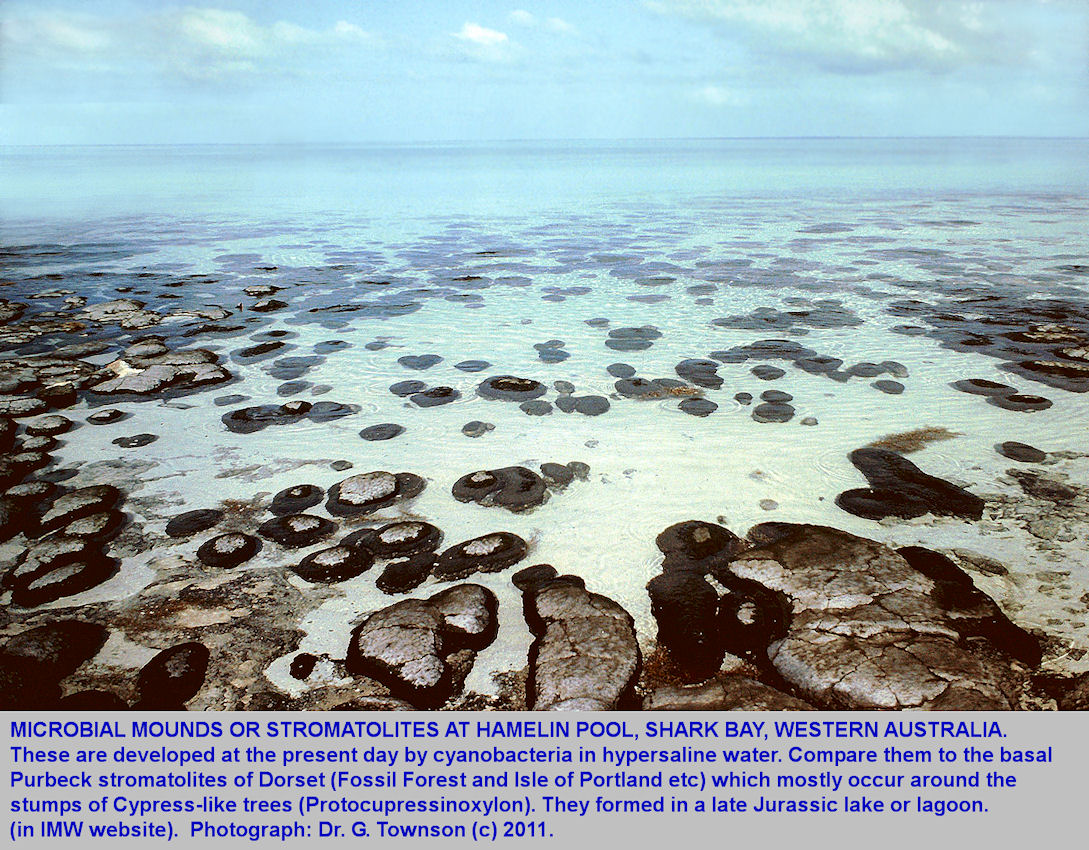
left=4, top=7, right=374, bottom=82
left=452, top=22, right=516, bottom=61
left=545, top=17, right=576, bottom=34
left=508, top=10, right=537, bottom=27
left=648, top=0, right=1020, bottom=72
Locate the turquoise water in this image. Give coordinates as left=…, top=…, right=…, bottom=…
left=2, top=139, right=1089, bottom=697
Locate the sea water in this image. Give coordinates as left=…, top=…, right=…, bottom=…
left=2, top=138, right=1088, bottom=698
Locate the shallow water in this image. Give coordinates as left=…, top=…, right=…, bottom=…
left=3, top=139, right=1089, bottom=704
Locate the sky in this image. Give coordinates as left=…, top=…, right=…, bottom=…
left=2, top=0, right=1087, bottom=144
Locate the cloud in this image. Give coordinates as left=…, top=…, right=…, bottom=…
left=647, top=0, right=1023, bottom=73
left=508, top=10, right=537, bottom=27
left=452, top=22, right=517, bottom=61
left=3, top=7, right=374, bottom=82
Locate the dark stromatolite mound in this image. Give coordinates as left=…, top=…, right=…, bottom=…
left=614, top=377, right=688, bottom=398
left=196, top=533, right=261, bottom=568
left=605, top=326, right=662, bottom=352
left=675, top=359, right=723, bottom=389
left=363, top=521, right=443, bottom=558
left=872, top=379, right=905, bottom=394
left=398, top=354, right=442, bottom=370
left=291, top=545, right=373, bottom=584
left=257, top=514, right=337, bottom=548
left=61, top=510, right=126, bottom=543
left=679, top=398, right=718, bottom=417
left=524, top=576, right=641, bottom=711
left=512, top=564, right=558, bottom=593
left=454, top=360, right=491, bottom=372
left=986, top=393, right=1053, bottom=412
left=836, top=447, right=984, bottom=521
left=112, top=433, right=158, bottom=448
left=720, top=524, right=1031, bottom=709
left=0, top=620, right=109, bottom=709
left=410, top=386, right=460, bottom=407
left=26, top=414, right=72, bottom=437
left=269, top=484, right=324, bottom=516
left=996, top=441, right=1046, bottom=463
left=376, top=554, right=437, bottom=594
left=166, top=508, right=224, bottom=538
left=221, top=400, right=359, bottom=434
left=950, top=378, right=1018, bottom=397
left=751, top=365, right=785, bottom=381
left=38, top=485, right=122, bottom=533
left=134, top=642, right=210, bottom=710
left=607, top=363, right=636, bottom=379
left=326, top=471, right=425, bottom=516
left=461, top=420, right=494, bottom=438
left=476, top=375, right=546, bottom=402
left=1008, top=469, right=1076, bottom=503
left=520, top=400, right=552, bottom=416
left=644, top=678, right=815, bottom=711
left=10, top=555, right=118, bottom=608
left=656, top=520, right=746, bottom=565
left=752, top=401, right=794, bottom=423
left=390, top=380, right=427, bottom=397
left=896, top=546, right=1041, bottom=667
left=359, top=423, right=404, bottom=441
left=647, top=572, right=723, bottom=682
left=452, top=466, right=548, bottom=512
left=345, top=584, right=498, bottom=708
left=434, top=532, right=528, bottom=580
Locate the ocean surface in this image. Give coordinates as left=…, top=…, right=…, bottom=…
left=2, top=138, right=1088, bottom=706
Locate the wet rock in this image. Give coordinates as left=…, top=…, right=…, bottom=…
left=291, top=545, right=374, bottom=584
left=326, top=471, right=424, bottom=516
left=134, top=642, right=210, bottom=709
left=10, top=556, right=118, bottom=608
left=90, top=348, right=230, bottom=397
left=376, top=554, right=436, bottom=594
left=657, top=520, right=746, bottom=564
left=166, top=508, right=224, bottom=538
left=269, top=484, right=324, bottom=516
left=751, top=365, right=785, bottom=381
left=434, top=532, right=528, bottom=580
left=836, top=447, right=985, bottom=521
left=512, top=564, right=558, bottom=593
left=62, top=510, right=126, bottom=542
left=872, top=380, right=905, bottom=394
left=83, top=298, right=161, bottom=329
left=196, top=533, right=261, bottom=568
left=454, top=360, right=490, bottom=372
left=39, top=485, right=122, bottom=532
left=477, top=375, right=547, bottom=402
left=410, top=386, right=460, bottom=407
left=1008, top=470, right=1076, bottom=502
left=950, top=378, right=1018, bottom=397
left=452, top=467, right=547, bottom=512
left=398, top=354, right=442, bottom=370
left=365, top=522, right=443, bottom=558
left=290, top=653, right=317, bottom=680
left=1, top=620, right=108, bottom=683
left=675, top=359, right=723, bottom=389
left=360, top=423, right=404, bottom=441
left=540, top=463, right=573, bottom=489
left=520, top=400, right=553, bottom=416
left=26, top=415, right=72, bottom=437
left=647, top=572, right=723, bottom=681
left=643, top=678, right=815, bottom=711
left=996, top=441, right=1046, bottom=463
left=257, top=514, right=337, bottom=548
left=525, top=577, right=641, bottom=710
left=390, top=380, right=427, bottom=397
left=251, top=298, right=287, bottom=313
left=721, top=525, right=1025, bottom=709
left=461, top=420, right=494, bottom=438
left=986, top=393, right=1053, bottom=412
left=345, top=584, right=499, bottom=708
left=605, top=326, right=662, bottom=352
left=112, top=434, right=158, bottom=448
left=752, top=402, right=795, bottom=423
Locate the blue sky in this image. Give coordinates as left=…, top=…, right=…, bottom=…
left=3, top=1, right=1087, bottom=143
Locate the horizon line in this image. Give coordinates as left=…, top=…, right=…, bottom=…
left=2, top=135, right=1088, bottom=150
